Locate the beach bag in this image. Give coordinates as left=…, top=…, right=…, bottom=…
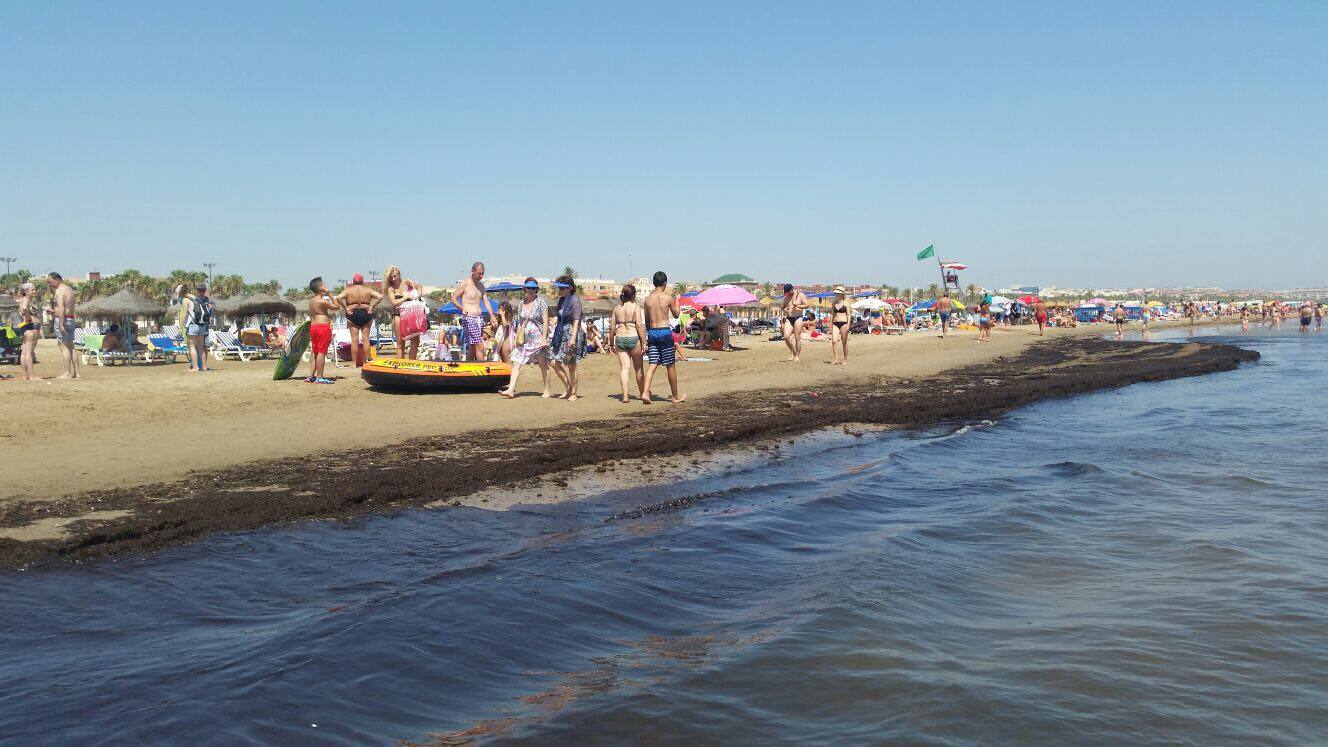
left=398, top=300, right=428, bottom=340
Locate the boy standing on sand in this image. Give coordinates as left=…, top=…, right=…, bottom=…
left=306, top=277, right=343, bottom=384
left=46, top=272, right=80, bottom=379
left=453, top=261, right=487, bottom=361
left=642, top=270, right=685, bottom=404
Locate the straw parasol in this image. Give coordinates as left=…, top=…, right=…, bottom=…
left=80, top=287, right=166, bottom=318
left=78, top=287, right=167, bottom=357
left=586, top=298, right=618, bottom=316
left=215, top=293, right=296, bottom=318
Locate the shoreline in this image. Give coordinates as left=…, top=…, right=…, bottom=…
left=0, top=335, right=1257, bottom=568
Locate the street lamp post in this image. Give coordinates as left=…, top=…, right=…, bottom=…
left=0, top=257, right=16, bottom=276
left=203, top=262, right=217, bottom=286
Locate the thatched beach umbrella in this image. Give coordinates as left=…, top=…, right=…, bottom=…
left=586, top=298, right=617, bottom=316
left=80, top=287, right=166, bottom=318
left=79, top=287, right=166, bottom=356
left=230, top=293, right=296, bottom=318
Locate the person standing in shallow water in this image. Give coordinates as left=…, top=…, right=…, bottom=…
left=641, top=270, right=685, bottom=404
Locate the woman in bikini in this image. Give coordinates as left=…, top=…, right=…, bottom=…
left=500, top=277, right=552, bottom=399
left=17, top=282, right=40, bottom=380
left=609, top=283, right=647, bottom=403
left=828, top=286, right=851, bottom=365
left=382, top=264, right=422, bottom=359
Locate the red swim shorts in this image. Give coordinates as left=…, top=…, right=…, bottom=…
left=310, top=323, right=332, bottom=355
left=1036, top=313, right=1048, bottom=323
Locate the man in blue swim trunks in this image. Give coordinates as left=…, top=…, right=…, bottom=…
left=641, top=270, right=685, bottom=404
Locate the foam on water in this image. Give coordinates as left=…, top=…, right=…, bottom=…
left=1, top=326, right=1325, bottom=745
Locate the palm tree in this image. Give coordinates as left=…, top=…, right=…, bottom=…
left=761, top=281, right=774, bottom=298
left=673, top=282, right=688, bottom=297
left=562, top=266, right=577, bottom=278
left=283, top=287, right=312, bottom=302
left=965, top=283, right=978, bottom=301
left=926, top=283, right=940, bottom=300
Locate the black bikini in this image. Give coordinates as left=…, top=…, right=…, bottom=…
left=347, top=308, right=373, bottom=328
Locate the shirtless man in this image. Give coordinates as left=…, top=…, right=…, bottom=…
left=1033, top=298, right=1049, bottom=336
left=453, top=261, right=487, bottom=361
left=937, top=291, right=952, bottom=338
left=336, top=273, right=382, bottom=367
left=1113, top=303, right=1127, bottom=338
left=46, top=272, right=80, bottom=379
left=306, top=277, right=344, bottom=384
left=779, top=283, right=809, bottom=362
left=1299, top=302, right=1313, bottom=334
left=641, top=270, right=685, bottom=404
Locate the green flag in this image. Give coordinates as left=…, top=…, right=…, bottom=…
left=916, top=244, right=935, bottom=261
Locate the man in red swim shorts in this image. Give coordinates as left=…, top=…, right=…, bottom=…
left=306, top=277, right=343, bottom=383
left=1033, top=298, right=1049, bottom=336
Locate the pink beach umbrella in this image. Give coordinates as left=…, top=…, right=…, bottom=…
left=1087, top=297, right=1109, bottom=306
left=693, top=284, right=759, bottom=307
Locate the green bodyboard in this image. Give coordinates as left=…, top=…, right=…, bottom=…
left=273, top=320, right=311, bottom=380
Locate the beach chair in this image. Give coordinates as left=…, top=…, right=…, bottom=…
left=208, top=330, right=260, bottom=362
left=79, top=334, right=137, bottom=367
left=161, top=324, right=183, bottom=342
left=146, top=334, right=186, bottom=364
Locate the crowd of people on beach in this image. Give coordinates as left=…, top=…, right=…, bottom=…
left=8, top=269, right=1324, bottom=390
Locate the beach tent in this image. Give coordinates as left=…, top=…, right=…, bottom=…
left=1074, top=304, right=1105, bottom=322
left=437, top=298, right=499, bottom=315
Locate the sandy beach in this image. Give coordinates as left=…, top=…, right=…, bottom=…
left=0, top=320, right=1253, bottom=566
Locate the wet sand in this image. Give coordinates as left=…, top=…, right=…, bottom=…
left=0, top=326, right=1256, bottom=568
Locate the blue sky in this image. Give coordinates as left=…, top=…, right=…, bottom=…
left=3, top=1, right=1324, bottom=290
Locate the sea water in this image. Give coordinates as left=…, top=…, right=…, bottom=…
left=1, top=326, right=1324, bottom=745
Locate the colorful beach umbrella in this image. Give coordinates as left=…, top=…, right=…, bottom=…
left=693, top=284, right=758, bottom=307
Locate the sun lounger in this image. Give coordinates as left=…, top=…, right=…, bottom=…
left=146, top=334, right=187, bottom=364
left=208, top=330, right=262, bottom=362
left=79, top=334, right=138, bottom=366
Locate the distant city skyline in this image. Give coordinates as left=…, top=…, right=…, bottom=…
left=4, top=3, right=1324, bottom=290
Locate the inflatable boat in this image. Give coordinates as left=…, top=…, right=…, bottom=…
left=361, top=358, right=512, bottom=391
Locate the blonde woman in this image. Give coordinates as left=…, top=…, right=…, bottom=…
left=17, top=283, right=40, bottom=380
left=174, top=284, right=196, bottom=370
left=382, top=265, right=423, bottom=359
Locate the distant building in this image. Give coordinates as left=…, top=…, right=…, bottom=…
left=706, top=273, right=759, bottom=292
